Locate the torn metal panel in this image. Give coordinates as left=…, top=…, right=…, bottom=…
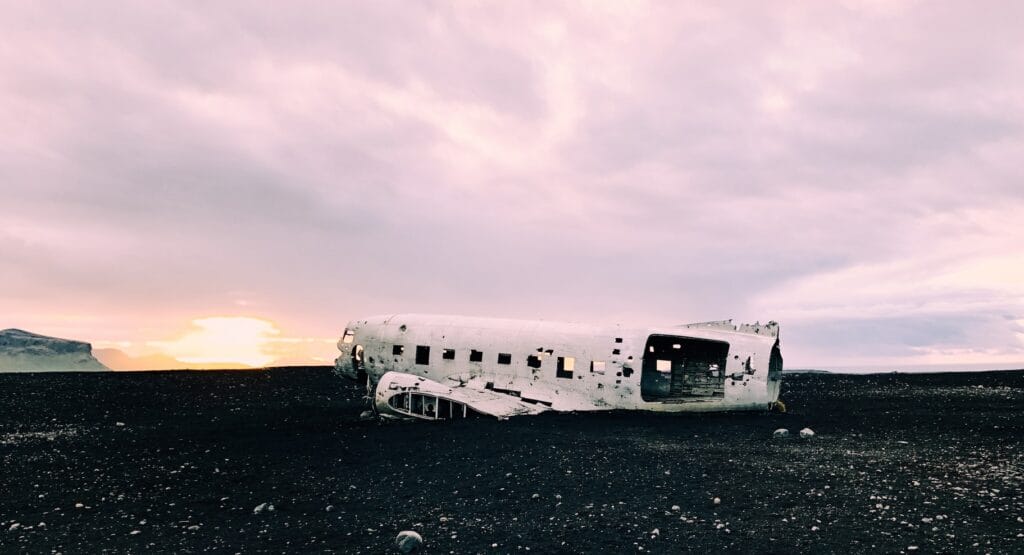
left=335, top=314, right=783, bottom=421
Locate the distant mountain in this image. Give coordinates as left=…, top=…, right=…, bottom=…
left=93, top=348, right=253, bottom=371
left=783, top=368, right=832, bottom=374
left=0, top=328, right=109, bottom=373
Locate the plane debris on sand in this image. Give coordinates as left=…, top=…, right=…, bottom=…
left=334, top=314, right=783, bottom=421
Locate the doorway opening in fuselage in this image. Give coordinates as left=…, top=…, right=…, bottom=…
left=640, top=335, right=729, bottom=401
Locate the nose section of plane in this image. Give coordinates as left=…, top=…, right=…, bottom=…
left=333, top=342, right=367, bottom=384
left=333, top=343, right=356, bottom=380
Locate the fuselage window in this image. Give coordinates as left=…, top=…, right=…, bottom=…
left=470, top=350, right=483, bottom=362
left=416, top=346, right=430, bottom=365
left=393, top=345, right=404, bottom=356
left=497, top=353, right=512, bottom=365
left=442, top=348, right=456, bottom=360
left=557, top=356, right=575, bottom=379
left=342, top=329, right=354, bottom=344
left=591, top=361, right=606, bottom=373
left=526, top=355, right=542, bottom=368
left=656, top=359, right=671, bottom=372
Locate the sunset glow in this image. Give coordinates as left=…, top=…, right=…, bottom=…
left=148, top=317, right=281, bottom=368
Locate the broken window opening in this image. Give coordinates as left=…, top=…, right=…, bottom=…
left=497, top=353, right=512, bottom=365
left=615, top=337, right=623, bottom=343
left=415, top=345, right=430, bottom=365
left=640, top=334, right=729, bottom=402
left=342, top=329, right=355, bottom=344
left=591, top=360, right=606, bottom=374
left=556, top=356, right=575, bottom=379
left=393, top=345, right=404, bottom=356
left=612, top=349, right=621, bottom=355
left=526, top=355, right=542, bottom=368
left=469, top=349, right=483, bottom=362
left=442, top=348, right=455, bottom=360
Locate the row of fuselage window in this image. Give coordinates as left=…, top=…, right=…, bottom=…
left=392, top=344, right=613, bottom=377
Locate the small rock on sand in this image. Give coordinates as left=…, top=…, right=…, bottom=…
left=253, top=503, right=275, bottom=515
left=395, top=530, right=423, bottom=553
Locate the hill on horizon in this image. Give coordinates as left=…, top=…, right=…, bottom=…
left=0, top=328, right=109, bottom=373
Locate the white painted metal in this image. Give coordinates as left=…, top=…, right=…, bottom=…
left=334, top=314, right=782, bottom=420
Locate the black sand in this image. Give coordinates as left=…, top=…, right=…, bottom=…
left=1, top=368, right=1021, bottom=553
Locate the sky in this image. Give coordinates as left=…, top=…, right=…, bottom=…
left=2, top=1, right=1023, bottom=369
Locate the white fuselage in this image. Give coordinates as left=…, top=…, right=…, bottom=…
left=335, top=314, right=783, bottom=414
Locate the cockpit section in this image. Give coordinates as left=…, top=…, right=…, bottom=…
left=334, top=327, right=368, bottom=384
left=640, top=334, right=729, bottom=402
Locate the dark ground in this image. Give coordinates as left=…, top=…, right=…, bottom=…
left=1, top=369, right=1022, bottom=554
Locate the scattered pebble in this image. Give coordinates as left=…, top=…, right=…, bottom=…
left=253, top=503, right=275, bottom=514
left=773, top=428, right=790, bottom=438
left=800, top=428, right=815, bottom=438
left=395, top=530, right=422, bottom=554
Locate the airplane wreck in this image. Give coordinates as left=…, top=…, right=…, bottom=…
left=334, top=314, right=783, bottom=421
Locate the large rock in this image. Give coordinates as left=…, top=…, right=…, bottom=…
left=0, top=329, right=109, bottom=373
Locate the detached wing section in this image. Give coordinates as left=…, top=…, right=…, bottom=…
left=373, top=371, right=550, bottom=421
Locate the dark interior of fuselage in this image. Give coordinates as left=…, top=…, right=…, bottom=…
left=640, top=335, right=729, bottom=402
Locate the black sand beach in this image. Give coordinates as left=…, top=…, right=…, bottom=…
left=1, top=368, right=1021, bottom=553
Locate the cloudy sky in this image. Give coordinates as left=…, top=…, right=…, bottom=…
left=2, top=1, right=1023, bottom=369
